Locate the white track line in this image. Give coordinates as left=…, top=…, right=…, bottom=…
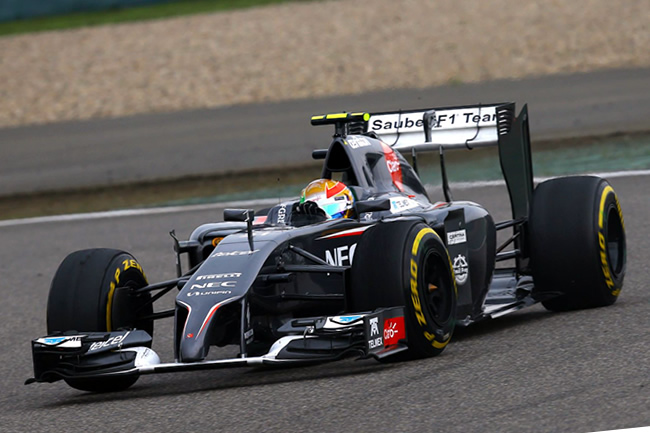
left=2, top=169, right=649, bottom=228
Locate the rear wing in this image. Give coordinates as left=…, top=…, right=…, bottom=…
left=311, top=102, right=535, bottom=273
left=367, top=103, right=504, bottom=151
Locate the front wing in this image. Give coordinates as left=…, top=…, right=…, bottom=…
left=26, top=307, right=406, bottom=384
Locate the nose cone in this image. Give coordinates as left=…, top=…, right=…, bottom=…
left=178, top=297, right=238, bottom=363
left=174, top=235, right=284, bottom=362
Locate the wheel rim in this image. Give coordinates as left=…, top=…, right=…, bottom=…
left=422, top=250, right=454, bottom=328
left=605, top=205, right=625, bottom=278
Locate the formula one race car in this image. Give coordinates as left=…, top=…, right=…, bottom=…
left=27, top=102, right=626, bottom=392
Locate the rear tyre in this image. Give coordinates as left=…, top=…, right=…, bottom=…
left=529, top=176, right=626, bottom=311
left=350, top=221, right=457, bottom=359
left=47, top=248, right=152, bottom=392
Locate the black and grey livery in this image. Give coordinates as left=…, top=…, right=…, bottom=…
left=28, top=103, right=626, bottom=392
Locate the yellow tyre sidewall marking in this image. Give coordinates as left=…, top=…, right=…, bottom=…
left=597, top=185, right=623, bottom=296
left=106, top=258, right=147, bottom=331
left=410, top=227, right=453, bottom=350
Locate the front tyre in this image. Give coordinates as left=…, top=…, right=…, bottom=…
left=403, top=225, right=457, bottom=357
left=529, top=176, right=626, bottom=311
left=350, top=222, right=457, bottom=359
left=47, top=248, right=152, bottom=392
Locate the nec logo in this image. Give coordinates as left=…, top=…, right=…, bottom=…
left=324, top=244, right=357, bottom=266
left=190, top=281, right=236, bottom=290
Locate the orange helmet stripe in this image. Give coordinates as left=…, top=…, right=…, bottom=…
left=325, top=181, right=346, bottom=198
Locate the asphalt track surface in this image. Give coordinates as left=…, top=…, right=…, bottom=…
left=1, top=67, right=650, bottom=196
left=1, top=173, right=648, bottom=433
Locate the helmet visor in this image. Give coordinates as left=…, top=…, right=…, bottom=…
left=319, top=198, right=350, bottom=219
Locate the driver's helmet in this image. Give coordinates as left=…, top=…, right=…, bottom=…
left=300, top=179, right=354, bottom=219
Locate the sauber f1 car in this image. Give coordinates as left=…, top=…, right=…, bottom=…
left=27, top=103, right=626, bottom=392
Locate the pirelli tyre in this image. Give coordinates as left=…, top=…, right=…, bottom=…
left=47, top=248, right=152, bottom=392
left=350, top=221, right=457, bottom=359
left=529, top=176, right=626, bottom=311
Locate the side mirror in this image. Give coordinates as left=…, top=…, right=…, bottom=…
left=224, top=209, right=255, bottom=251
left=224, top=209, right=254, bottom=222
left=354, top=198, right=391, bottom=215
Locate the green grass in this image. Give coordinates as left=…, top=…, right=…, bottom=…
left=0, top=0, right=314, bottom=37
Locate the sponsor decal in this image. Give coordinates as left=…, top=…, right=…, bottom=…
left=369, top=317, right=380, bottom=336
left=390, top=197, right=419, bottom=213
left=253, top=215, right=268, bottom=225
left=230, top=231, right=273, bottom=239
left=383, top=316, right=405, bottom=346
left=370, top=116, right=424, bottom=132
left=334, top=315, right=363, bottom=324
left=187, top=290, right=233, bottom=297
left=386, top=159, right=400, bottom=173
left=190, top=281, right=236, bottom=290
left=345, top=136, right=372, bottom=149
left=195, top=273, right=241, bottom=281
left=367, top=316, right=383, bottom=349
left=460, top=112, right=497, bottom=125
left=211, top=249, right=259, bottom=258
left=89, top=331, right=130, bottom=352
left=277, top=205, right=287, bottom=224
left=38, top=336, right=83, bottom=348
left=447, top=229, right=467, bottom=245
left=324, top=243, right=357, bottom=266
left=211, top=237, right=224, bottom=247
left=244, top=328, right=254, bottom=341
left=382, top=143, right=404, bottom=191
left=369, top=108, right=497, bottom=134
left=452, top=254, right=468, bottom=285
